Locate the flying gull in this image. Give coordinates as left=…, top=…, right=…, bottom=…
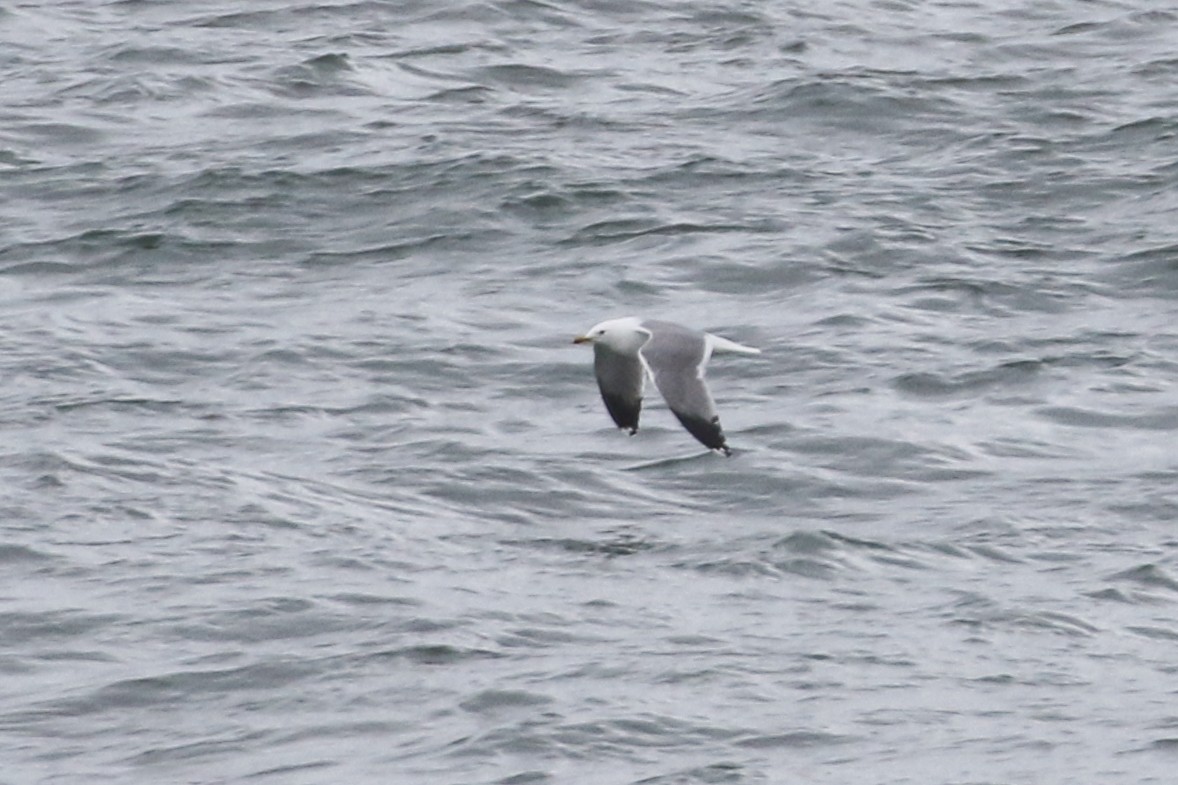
left=573, top=317, right=760, bottom=455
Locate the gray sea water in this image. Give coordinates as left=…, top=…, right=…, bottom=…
left=3, top=1, right=1178, bottom=783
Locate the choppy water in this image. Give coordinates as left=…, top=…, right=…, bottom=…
left=3, top=1, right=1178, bottom=783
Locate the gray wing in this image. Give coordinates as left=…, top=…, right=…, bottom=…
left=639, top=320, right=729, bottom=454
left=593, top=343, right=645, bottom=434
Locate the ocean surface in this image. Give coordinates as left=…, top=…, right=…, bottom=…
left=3, top=1, right=1177, bottom=783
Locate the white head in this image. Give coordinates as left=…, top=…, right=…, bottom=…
left=573, top=317, right=650, bottom=354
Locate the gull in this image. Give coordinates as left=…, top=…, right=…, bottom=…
left=573, top=317, right=760, bottom=455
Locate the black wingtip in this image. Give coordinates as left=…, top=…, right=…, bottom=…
left=671, top=411, right=729, bottom=454
left=601, top=392, right=641, bottom=434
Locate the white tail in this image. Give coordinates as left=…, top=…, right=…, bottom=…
left=707, top=334, right=761, bottom=355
